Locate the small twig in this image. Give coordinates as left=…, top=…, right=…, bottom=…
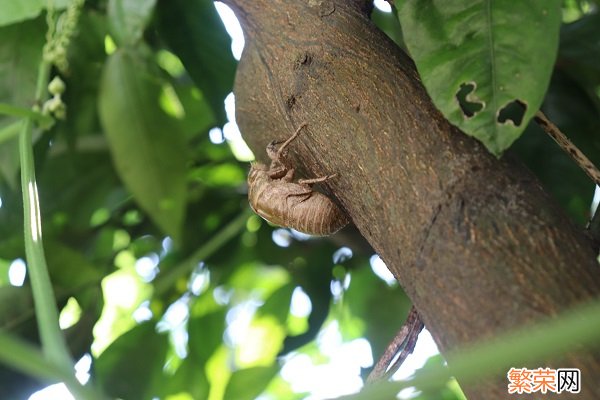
left=534, top=111, right=600, bottom=187
left=533, top=111, right=600, bottom=242
left=366, top=305, right=425, bottom=383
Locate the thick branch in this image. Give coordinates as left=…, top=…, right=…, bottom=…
left=223, top=1, right=600, bottom=398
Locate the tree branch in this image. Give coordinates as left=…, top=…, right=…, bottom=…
left=223, top=1, right=600, bottom=398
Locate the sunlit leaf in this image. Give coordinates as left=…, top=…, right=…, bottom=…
left=98, top=48, right=187, bottom=241
left=396, top=0, right=561, bottom=155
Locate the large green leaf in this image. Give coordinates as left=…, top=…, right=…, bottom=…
left=396, top=0, right=562, bottom=155
left=107, top=0, right=157, bottom=46
left=156, top=0, right=236, bottom=125
left=95, top=321, right=169, bottom=399
left=98, top=48, right=187, bottom=241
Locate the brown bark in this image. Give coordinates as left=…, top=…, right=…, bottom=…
left=222, top=0, right=600, bottom=398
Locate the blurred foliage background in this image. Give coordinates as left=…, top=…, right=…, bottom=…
left=0, top=0, right=598, bottom=399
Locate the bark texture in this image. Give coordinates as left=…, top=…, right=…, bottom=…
left=222, top=0, right=600, bottom=398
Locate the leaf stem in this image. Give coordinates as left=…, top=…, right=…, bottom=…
left=19, top=57, right=74, bottom=369
left=0, top=332, right=103, bottom=400
left=0, top=102, right=53, bottom=124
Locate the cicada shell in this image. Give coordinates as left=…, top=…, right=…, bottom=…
left=248, top=164, right=348, bottom=235
left=247, top=124, right=348, bottom=236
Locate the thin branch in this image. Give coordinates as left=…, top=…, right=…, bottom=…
left=366, top=305, right=424, bottom=383
left=534, top=111, right=600, bottom=242
left=534, top=111, right=600, bottom=187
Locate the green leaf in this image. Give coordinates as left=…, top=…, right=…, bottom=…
left=59, top=10, right=108, bottom=148
left=95, top=321, right=169, bottom=399
left=223, top=365, right=280, bottom=400
left=37, top=151, right=121, bottom=229
left=371, top=4, right=405, bottom=48
left=159, top=359, right=209, bottom=400
left=559, top=12, right=600, bottom=87
left=0, top=18, right=45, bottom=187
left=98, top=48, right=187, bottom=241
left=397, top=0, right=562, bottom=155
left=107, top=0, right=157, bottom=46
left=0, top=0, right=70, bottom=27
left=0, top=286, right=34, bottom=333
left=156, top=0, right=236, bottom=125
left=44, top=242, right=104, bottom=302
left=188, top=309, right=226, bottom=362
left=257, top=282, right=294, bottom=324
left=171, top=81, right=216, bottom=139
left=0, top=0, right=44, bottom=26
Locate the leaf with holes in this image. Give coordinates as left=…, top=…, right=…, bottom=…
left=396, top=0, right=561, bottom=155
left=98, top=49, right=187, bottom=241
